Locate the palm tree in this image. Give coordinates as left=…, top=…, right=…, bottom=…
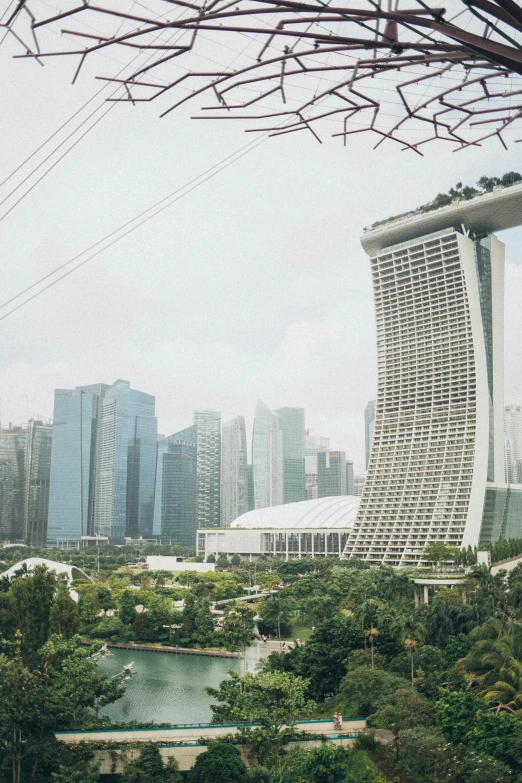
left=457, top=618, right=522, bottom=709
left=403, top=637, right=419, bottom=686
left=364, top=626, right=380, bottom=668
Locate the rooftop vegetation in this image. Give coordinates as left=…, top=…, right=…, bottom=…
left=369, top=171, right=522, bottom=230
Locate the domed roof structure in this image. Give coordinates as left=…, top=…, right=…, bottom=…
left=0, top=557, right=93, bottom=601
left=230, top=495, right=360, bottom=531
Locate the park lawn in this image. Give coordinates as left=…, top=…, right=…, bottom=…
left=279, top=623, right=313, bottom=643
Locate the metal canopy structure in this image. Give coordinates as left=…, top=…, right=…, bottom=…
left=4, top=0, right=522, bottom=151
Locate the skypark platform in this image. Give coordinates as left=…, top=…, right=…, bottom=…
left=361, top=182, right=522, bottom=256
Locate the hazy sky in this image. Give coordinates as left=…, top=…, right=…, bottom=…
left=1, top=11, right=522, bottom=471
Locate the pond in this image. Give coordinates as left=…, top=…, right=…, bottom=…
left=96, top=646, right=263, bottom=724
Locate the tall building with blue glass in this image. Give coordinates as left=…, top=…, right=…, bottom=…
left=48, top=384, right=108, bottom=544
left=93, top=380, right=157, bottom=542
left=153, top=425, right=197, bottom=544
left=275, top=407, right=306, bottom=504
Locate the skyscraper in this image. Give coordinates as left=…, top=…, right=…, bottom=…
left=346, top=461, right=355, bottom=496
left=94, top=380, right=157, bottom=541
left=305, top=433, right=330, bottom=500
left=345, top=190, right=508, bottom=565
left=24, top=419, right=52, bottom=546
left=48, top=384, right=108, bottom=543
left=504, top=405, right=522, bottom=484
left=153, top=427, right=198, bottom=543
left=317, top=451, right=347, bottom=497
left=364, top=401, right=376, bottom=469
left=252, top=400, right=283, bottom=509
left=275, top=407, right=306, bottom=504
left=0, top=425, right=26, bottom=541
left=221, top=416, right=248, bottom=525
left=194, top=410, right=221, bottom=528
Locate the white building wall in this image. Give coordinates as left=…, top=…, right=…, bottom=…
left=344, top=227, right=504, bottom=565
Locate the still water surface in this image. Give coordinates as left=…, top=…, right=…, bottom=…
left=97, top=648, right=242, bottom=724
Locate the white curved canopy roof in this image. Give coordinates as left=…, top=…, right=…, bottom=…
left=230, top=496, right=360, bottom=530
left=0, top=557, right=92, bottom=601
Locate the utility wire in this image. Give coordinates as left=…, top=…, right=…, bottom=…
left=0, top=132, right=269, bottom=322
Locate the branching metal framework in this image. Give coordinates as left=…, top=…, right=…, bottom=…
left=4, top=0, right=522, bottom=151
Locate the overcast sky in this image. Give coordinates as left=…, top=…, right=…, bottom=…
left=1, top=12, right=522, bottom=472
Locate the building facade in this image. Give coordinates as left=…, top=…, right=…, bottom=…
left=317, top=451, right=347, bottom=497
left=252, top=401, right=283, bottom=510
left=275, top=407, right=306, bottom=504
left=24, top=420, right=52, bottom=546
left=505, top=404, right=522, bottom=484
left=47, top=384, right=108, bottom=544
left=94, top=380, right=157, bottom=541
left=194, top=410, right=221, bottom=529
left=364, top=400, right=376, bottom=469
left=345, top=213, right=505, bottom=565
left=305, top=434, right=330, bottom=501
left=346, top=460, right=355, bottom=495
left=0, top=426, right=26, bottom=541
left=221, top=415, right=248, bottom=525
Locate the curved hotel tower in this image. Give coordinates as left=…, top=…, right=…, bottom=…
left=344, top=183, right=522, bottom=566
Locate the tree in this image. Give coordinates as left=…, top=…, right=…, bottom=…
left=119, top=590, right=138, bottom=625
left=189, top=742, right=247, bottom=783
left=222, top=604, right=256, bottom=656
left=51, top=764, right=101, bottom=782
left=207, top=554, right=216, bottom=563
left=49, top=580, right=79, bottom=638
left=298, top=743, right=349, bottom=783
left=122, top=744, right=181, bottom=782
left=258, top=597, right=293, bottom=640
left=78, top=591, right=100, bottom=627
left=193, top=598, right=215, bottom=646
left=217, top=556, right=230, bottom=569
left=231, top=554, right=241, bottom=567
left=369, top=688, right=434, bottom=735
left=207, top=670, right=315, bottom=764
left=294, top=615, right=364, bottom=700
left=336, top=667, right=410, bottom=717
left=422, top=543, right=459, bottom=569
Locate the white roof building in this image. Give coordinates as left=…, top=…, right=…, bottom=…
left=0, top=557, right=93, bottom=601
left=197, top=496, right=360, bottom=561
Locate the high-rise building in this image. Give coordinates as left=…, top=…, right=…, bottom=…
left=364, top=400, right=376, bottom=469
left=505, top=405, right=522, bottom=484
left=0, top=425, right=26, bottom=541
left=345, top=191, right=508, bottom=565
left=47, top=384, right=108, bottom=544
left=252, top=400, right=283, bottom=509
left=353, top=472, right=367, bottom=497
left=275, top=407, right=306, bottom=504
left=153, top=425, right=198, bottom=539
left=247, top=465, right=255, bottom=511
left=24, top=419, right=52, bottom=546
left=318, top=451, right=347, bottom=497
left=305, top=433, right=330, bottom=500
left=346, top=460, right=355, bottom=496
left=94, top=380, right=157, bottom=541
left=194, top=410, right=221, bottom=528
left=221, top=416, right=248, bottom=525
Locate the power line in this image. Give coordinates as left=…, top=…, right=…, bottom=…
left=0, top=132, right=269, bottom=322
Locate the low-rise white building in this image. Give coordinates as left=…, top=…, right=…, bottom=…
left=145, top=556, right=215, bottom=572
left=197, top=496, right=360, bottom=561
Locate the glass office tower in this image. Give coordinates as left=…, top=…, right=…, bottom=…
left=252, top=400, right=283, bottom=509
left=24, top=420, right=52, bottom=546
left=0, top=426, right=26, bottom=541
left=48, top=384, right=108, bottom=543
left=318, top=451, right=347, bottom=497
left=153, top=425, right=198, bottom=542
left=221, top=415, right=248, bottom=525
left=194, top=411, right=221, bottom=529
left=275, top=407, right=306, bottom=504
left=94, top=380, right=157, bottom=541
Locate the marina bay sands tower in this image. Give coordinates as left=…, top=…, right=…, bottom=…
left=344, top=183, right=522, bottom=566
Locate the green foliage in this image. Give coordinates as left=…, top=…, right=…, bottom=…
left=207, top=554, right=216, bottom=563
left=50, top=763, right=100, bottom=782
left=121, top=744, right=181, bottom=782
left=231, top=555, right=242, bottom=567
left=335, top=666, right=410, bottom=717
left=119, top=590, right=138, bottom=625
left=297, top=743, right=349, bottom=783
left=369, top=688, right=434, bottom=734
left=189, top=742, right=248, bottom=783
left=222, top=604, right=256, bottom=653
left=49, top=579, right=79, bottom=638
left=293, top=615, right=364, bottom=700
left=344, top=748, right=387, bottom=783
